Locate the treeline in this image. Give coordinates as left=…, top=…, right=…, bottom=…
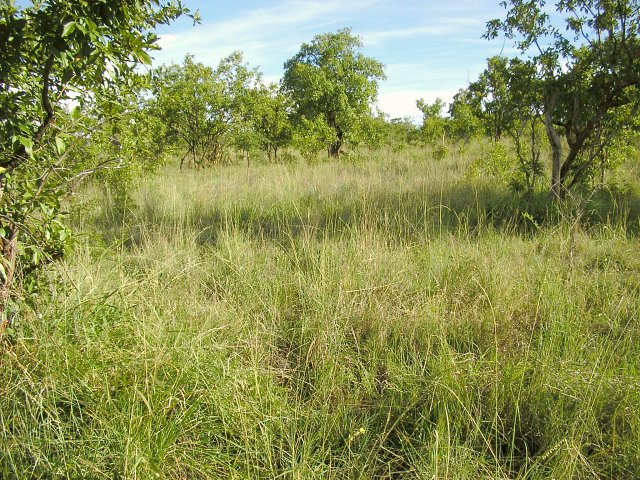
left=143, top=29, right=385, bottom=167
left=138, top=9, right=640, bottom=200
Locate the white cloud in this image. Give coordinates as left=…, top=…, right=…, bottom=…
left=362, top=17, right=486, bottom=45
left=157, top=34, right=179, bottom=49
left=377, top=88, right=459, bottom=122
left=152, top=0, right=378, bottom=68
left=149, top=0, right=507, bottom=119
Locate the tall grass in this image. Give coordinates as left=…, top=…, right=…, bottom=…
left=1, top=146, right=640, bottom=478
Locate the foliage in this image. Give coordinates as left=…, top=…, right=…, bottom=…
left=486, top=0, right=640, bottom=197
left=72, top=96, right=171, bottom=208
left=469, top=57, right=546, bottom=191
left=292, top=116, right=336, bottom=162
left=468, top=56, right=510, bottom=141
left=282, top=28, right=386, bottom=157
left=218, top=51, right=264, bottom=163
left=0, top=0, right=189, bottom=331
left=447, top=89, right=483, bottom=143
left=416, top=97, right=448, bottom=145
left=242, top=83, right=293, bottom=162
left=469, top=141, right=513, bottom=182
left=150, top=55, right=231, bottom=168
left=367, top=115, right=419, bottom=152
left=584, top=103, right=640, bottom=189
left=151, top=52, right=264, bottom=168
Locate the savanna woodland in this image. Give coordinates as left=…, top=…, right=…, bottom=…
left=1, top=0, right=640, bottom=478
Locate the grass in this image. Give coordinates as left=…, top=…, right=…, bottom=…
left=2, top=145, right=640, bottom=478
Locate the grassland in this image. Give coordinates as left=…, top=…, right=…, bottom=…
left=2, top=145, right=640, bottom=478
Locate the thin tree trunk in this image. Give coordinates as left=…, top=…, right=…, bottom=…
left=0, top=229, right=18, bottom=334
left=544, top=99, right=563, bottom=198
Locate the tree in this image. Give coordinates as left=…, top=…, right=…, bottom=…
left=70, top=95, right=171, bottom=207
left=0, top=0, right=189, bottom=332
left=416, top=97, right=448, bottom=145
left=249, top=84, right=293, bottom=162
left=486, top=0, right=640, bottom=198
left=367, top=115, right=419, bottom=152
left=151, top=52, right=261, bottom=168
left=448, top=88, right=483, bottom=143
left=151, top=55, right=231, bottom=168
left=218, top=52, right=265, bottom=164
left=469, top=56, right=511, bottom=141
left=470, top=56, right=546, bottom=190
left=282, top=28, right=386, bottom=157
left=500, top=58, right=545, bottom=191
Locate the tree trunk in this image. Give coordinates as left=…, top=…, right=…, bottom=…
left=529, top=117, right=541, bottom=190
left=0, top=229, right=18, bottom=334
left=328, top=128, right=344, bottom=158
left=327, top=116, right=344, bottom=158
left=544, top=96, right=564, bottom=199
left=328, top=141, right=342, bottom=158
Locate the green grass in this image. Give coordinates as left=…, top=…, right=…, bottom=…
left=2, top=146, right=640, bottom=478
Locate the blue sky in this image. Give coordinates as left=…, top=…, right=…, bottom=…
left=152, top=0, right=512, bottom=120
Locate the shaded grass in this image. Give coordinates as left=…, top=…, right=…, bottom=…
left=92, top=146, right=640, bottom=251
left=2, top=147, right=640, bottom=478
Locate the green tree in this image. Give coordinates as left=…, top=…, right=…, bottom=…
left=250, top=84, right=293, bottom=162
left=71, top=95, right=171, bottom=207
left=152, top=52, right=261, bottom=168
left=368, top=115, right=419, bottom=153
left=282, top=28, right=386, bottom=157
left=468, top=56, right=510, bottom=141
left=416, top=97, right=448, bottom=145
left=472, top=57, right=546, bottom=191
left=447, top=88, right=483, bottom=143
left=0, top=0, right=189, bottom=331
left=151, top=55, right=231, bottom=168
left=486, top=0, right=640, bottom=197
left=501, top=58, right=545, bottom=191
left=218, top=52, right=264, bottom=164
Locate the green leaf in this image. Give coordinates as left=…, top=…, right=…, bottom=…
left=16, top=136, right=34, bottom=157
left=62, top=21, right=77, bottom=38
left=137, top=50, right=152, bottom=66
left=55, top=136, right=66, bottom=155
left=75, top=21, right=87, bottom=35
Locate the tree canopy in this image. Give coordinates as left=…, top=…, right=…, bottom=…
left=0, top=0, right=189, bottom=331
left=486, top=0, right=640, bottom=197
left=282, top=28, right=386, bottom=157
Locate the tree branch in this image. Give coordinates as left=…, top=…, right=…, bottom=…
left=34, top=55, right=56, bottom=145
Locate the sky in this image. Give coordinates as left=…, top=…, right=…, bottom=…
left=151, top=0, right=513, bottom=121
